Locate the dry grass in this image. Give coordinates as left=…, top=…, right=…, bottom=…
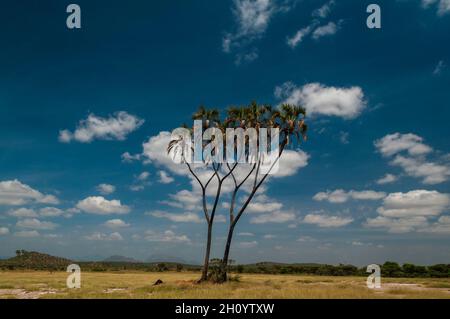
left=0, top=271, right=449, bottom=299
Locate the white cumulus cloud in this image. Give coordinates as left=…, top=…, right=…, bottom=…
left=312, top=21, right=340, bottom=39
left=376, top=174, right=398, bottom=185
left=144, top=230, right=191, bottom=243
left=59, top=111, right=144, bottom=143
left=375, top=133, right=450, bottom=184
left=313, top=189, right=386, bottom=203
left=158, top=170, right=174, bottom=184
left=96, top=184, right=116, bottom=195
left=104, top=219, right=130, bottom=228
left=76, top=196, right=130, bottom=215
left=85, top=232, right=124, bottom=241
left=16, top=218, right=58, bottom=230
left=303, top=213, right=353, bottom=227
left=275, top=82, right=366, bottom=119
left=0, top=180, right=59, bottom=206
left=148, top=210, right=202, bottom=223
left=365, top=190, right=450, bottom=233
left=14, top=230, right=40, bottom=238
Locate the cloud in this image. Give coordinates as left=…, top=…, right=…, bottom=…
left=420, top=216, right=450, bottom=234
left=433, top=60, right=446, bottom=75
left=275, top=82, right=366, bottom=119
left=365, top=216, right=428, bottom=234
left=238, top=232, right=255, bottom=236
left=250, top=210, right=296, bottom=224
left=148, top=210, right=202, bottom=223
left=39, top=207, right=65, bottom=217
left=313, top=189, right=386, bottom=203
left=303, top=214, right=353, bottom=227
left=137, top=172, right=150, bottom=181
left=223, top=0, right=295, bottom=61
left=312, top=21, right=340, bottom=39
left=85, top=232, right=124, bottom=241
left=376, top=173, right=398, bottom=185
left=377, top=190, right=450, bottom=218
left=235, top=49, right=259, bottom=65
left=8, top=208, right=38, bottom=218
left=16, top=218, right=58, bottom=230
left=421, top=0, right=450, bottom=16
left=214, top=214, right=227, bottom=223
left=374, top=133, right=432, bottom=157
left=163, top=189, right=203, bottom=212
left=59, top=111, right=144, bottom=143
left=238, top=240, right=258, bottom=248
left=121, top=152, right=141, bottom=163
left=43, top=234, right=61, bottom=239
left=275, top=150, right=309, bottom=177
left=0, top=180, right=59, bottom=206
left=297, top=235, right=316, bottom=242
left=351, top=241, right=380, bottom=247
left=244, top=194, right=296, bottom=223
left=365, top=190, right=450, bottom=233
left=141, top=131, right=188, bottom=176
left=14, top=230, right=40, bottom=238
left=391, top=155, right=450, bottom=185
left=130, top=172, right=152, bottom=192
left=287, top=26, right=312, bottom=48
left=286, top=3, right=340, bottom=49
left=104, top=219, right=130, bottom=228
left=76, top=196, right=130, bottom=215
left=246, top=195, right=284, bottom=213
left=263, top=234, right=276, bottom=239
left=312, top=0, right=335, bottom=18
left=144, top=230, right=191, bottom=243
left=223, top=0, right=274, bottom=51
left=233, top=0, right=273, bottom=37
left=158, top=170, right=174, bottom=184
left=0, top=227, right=9, bottom=235
left=339, top=131, right=349, bottom=144
left=96, top=184, right=116, bottom=195
left=351, top=190, right=387, bottom=201
left=375, top=133, right=450, bottom=184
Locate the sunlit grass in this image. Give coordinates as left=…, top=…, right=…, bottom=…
left=0, top=271, right=449, bottom=299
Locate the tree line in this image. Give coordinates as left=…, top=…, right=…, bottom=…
left=1, top=251, right=448, bottom=278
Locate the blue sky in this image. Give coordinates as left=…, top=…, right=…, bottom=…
left=0, top=0, right=449, bottom=265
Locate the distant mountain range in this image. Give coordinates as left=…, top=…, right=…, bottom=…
left=103, top=255, right=142, bottom=263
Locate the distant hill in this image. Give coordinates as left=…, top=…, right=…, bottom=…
left=146, top=254, right=193, bottom=264
left=103, top=255, right=142, bottom=263
left=249, top=262, right=324, bottom=267
left=0, top=250, right=72, bottom=270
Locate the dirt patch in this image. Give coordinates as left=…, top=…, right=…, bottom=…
left=372, top=282, right=450, bottom=296
left=104, top=288, right=127, bottom=293
left=0, top=288, right=58, bottom=299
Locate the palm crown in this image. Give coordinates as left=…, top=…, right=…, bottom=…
left=169, top=102, right=307, bottom=159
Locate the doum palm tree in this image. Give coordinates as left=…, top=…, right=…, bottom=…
left=168, top=102, right=307, bottom=282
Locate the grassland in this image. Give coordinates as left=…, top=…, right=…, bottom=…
left=0, top=271, right=449, bottom=299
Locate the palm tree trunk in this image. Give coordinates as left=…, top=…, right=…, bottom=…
left=219, top=223, right=235, bottom=282
left=200, top=221, right=213, bottom=282
left=218, top=142, right=287, bottom=283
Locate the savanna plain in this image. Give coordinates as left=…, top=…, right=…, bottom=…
left=0, top=271, right=449, bottom=299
